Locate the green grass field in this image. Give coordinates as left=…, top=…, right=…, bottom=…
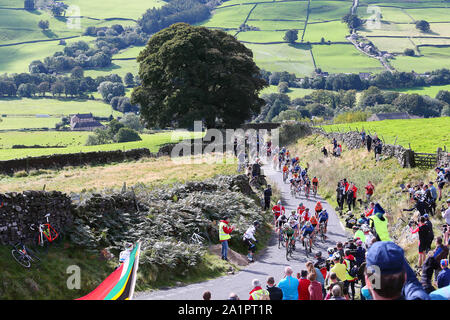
left=388, top=84, right=450, bottom=97
left=0, top=130, right=203, bottom=160
left=0, top=117, right=60, bottom=130
left=0, top=98, right=120, bottom=117
left=321, top=117, right=450, bottom=153
left=390, top=47, right=450, bottom=73
left=312, top=44, right=385, bottom=73
left=260, top=85, right=315, bottom=99
left=244, top=43, right=315, bottom=75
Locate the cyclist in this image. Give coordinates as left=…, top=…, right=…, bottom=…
left=315, top=201, right=323, bottom=216
left=288, top=217, right=299, bottom=248
left=312, top=176, right=319, bottom=196
left=301, top=207, right=311, bottom=226
left=289, top=178, right=297, bottom=195
left=301, top=221, right=315, bottom=252
left=276, top=212, right=289, bottom=233
left=282, top=162, right=289, bottom=182
left=304, top=176, right=311, bottom=199
left=272, top=200, right=285, bottom=225
left=310, top=213, right=319, bottom=240
left=283, top=222, right=296, bottom=250
left=297, top=202, right=306, bottom=217
left=318, top=209, right=329, bottom=237
left=289, top=211, right=300, bottom=237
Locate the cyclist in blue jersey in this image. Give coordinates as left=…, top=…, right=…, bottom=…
left=301, top=221, right=315, bottom=252
left=318, top=209, right=329, bottom=235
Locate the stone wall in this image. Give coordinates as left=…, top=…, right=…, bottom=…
left=311, top=127, right=415, bottom=167
left=0, top=191, right=73, bottom=245
left=0, top=148, right=155, bottom=175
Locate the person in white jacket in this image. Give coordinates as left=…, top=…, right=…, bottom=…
left=243, top=221, right=260, bottom=262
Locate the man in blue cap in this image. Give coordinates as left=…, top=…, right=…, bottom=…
left=364, top=241, right=429, bottom=300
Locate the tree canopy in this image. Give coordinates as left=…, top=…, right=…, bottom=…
left=131, top=23, right=267, bottom=129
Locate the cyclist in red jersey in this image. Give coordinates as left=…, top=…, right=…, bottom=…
left=272, top=200, right=285, bottom=225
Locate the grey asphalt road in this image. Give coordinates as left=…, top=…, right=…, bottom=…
left=135, top=162, right=348, bottom=300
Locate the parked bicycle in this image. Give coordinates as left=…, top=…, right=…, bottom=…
left=30, top=213, right=59, bottom=248
left=11, top=242, right=40, bottom=268
left=187, top=227, right=211, bottom=246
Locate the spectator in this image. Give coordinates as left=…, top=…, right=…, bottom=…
left=297, top=270, right=311, bottom=300
left=435, top=167, right=446, bottom=201
left=321, top=146, right=328, bottom=157
left=437, top=259, right=450, bottom=289
left=329, top=285, right=346, bottom=300
left=442, top=199, right=450, bottom=246
left=202, top=291, right=211, bottom=300
left=432, top=237, right=449, bottom=281
left=428, top=181, right=437, bottom=215
left=218, top=216, right=234, bottom=261
left=364, top=241, right=429, bottom=300
left=366, top=134, right=372, bottom=152
left=329, top=253, right=352, bottom=299
left=419, top=253, right=437, bottom=294
left=368, top=203, right=391, bottom=242
left=361, top=130, right=366, bottom=144
left=325, top=272, right=344, bottom=300
left=307, top=272, right=323, bottom=300
left=410, top=216, right=429, bottom=267
left=266, top=276, right=283, bottom=300
left=423, top=214, right=434, bottom=252
left=263, top=185, right=272, bottom=210
left=351, top=182, right=358, bottom=210
left=354, top=239, right=366, bottom=267
left=306, top=260, right=324, bottom=296
left=228, top=292, right=239, bottom=300
left=248, top=279, right=270, bottom=300
left=346, top=186, right=354, bottom=212
left=365, top=181, right=375, bottom=203
left=277, top=266, right=299, bottom=300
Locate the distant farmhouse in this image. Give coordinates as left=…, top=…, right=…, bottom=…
left=70, top=113, right=104, bottom=131
left=367, top=112, right=422, bottom=122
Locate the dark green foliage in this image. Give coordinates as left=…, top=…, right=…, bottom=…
left=415, top=20, right=430, bottom=32
left=131, top=23, right=267, bottom=129
left=283, top=30, right=298, bottom=44
left=404, top=48, right=415, bottom=56
left=115, top=127, right=142, bottom=143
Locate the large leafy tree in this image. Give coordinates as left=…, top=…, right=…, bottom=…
left=131, top=23, right=267, bottom=129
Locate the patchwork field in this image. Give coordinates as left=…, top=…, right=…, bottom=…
left=321, top=117, right=450, bottom=153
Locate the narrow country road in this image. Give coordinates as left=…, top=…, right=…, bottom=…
left=135, top=161, right=348, bottom=300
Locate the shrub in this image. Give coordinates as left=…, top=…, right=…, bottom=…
left=115, top=127, right=142, bottom=143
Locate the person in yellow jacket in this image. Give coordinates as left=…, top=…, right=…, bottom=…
left=369, top=211, right=391, bottom=242
left=219, top=216, right=234, bottom=261
left=249, top=279, right=270, bottom=300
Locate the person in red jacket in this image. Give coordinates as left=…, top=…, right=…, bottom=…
left=219, top=216, right=234, bottom=261
left=343, top=249, right=358, bottom=300
left=351, top=183, right=358, bottom=210
left=365, top=181, right=375, bottom=203
left=297, top=270, right=311, bottom=300
left=308, top=273, right=323, bottom=300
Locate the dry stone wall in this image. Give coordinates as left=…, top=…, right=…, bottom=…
left=311, top=127, right=414, bottom=167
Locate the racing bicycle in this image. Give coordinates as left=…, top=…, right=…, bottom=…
left=31, top=213, right=59, bottom=248
left=11, top=242, right=40, bottom=268
left=286, top=236, right=294, bottom=261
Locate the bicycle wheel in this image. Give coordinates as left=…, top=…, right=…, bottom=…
left=11, top=249, right=31, bottom=268
left=286, top=242, right=291, bottom=261
left=25, top=245, right=41, bottom=263
left=304, top=237, right=310, bottom=256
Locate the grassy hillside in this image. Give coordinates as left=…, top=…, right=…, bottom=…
left=288, top=134, right=448, bottom=267
left=320, top=117, right=450, bottom=153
